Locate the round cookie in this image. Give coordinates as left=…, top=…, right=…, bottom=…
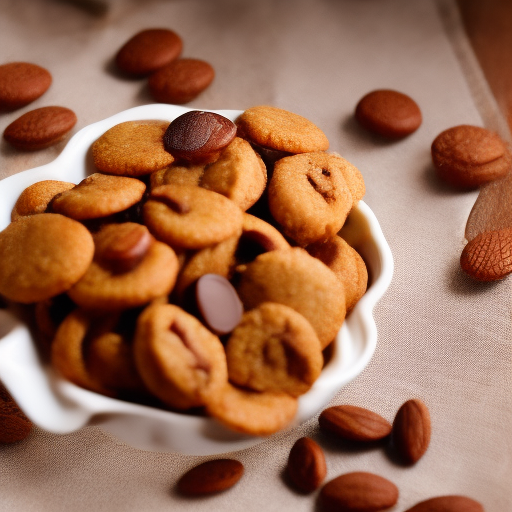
left=236, top=248, right=346, bottom=348
left=206, top=382, right=298, bottom=436
left=115, top=28, right=183, bottom=76
left=68, top=223, right=179, bottom=310
left=235, top=106, right=329, bottom=154
left=268, top=152, right=354, bottom=246
left=200, top=137, right=267, bottom=211
left=0, top=213, right=94, bottom=303
left=148, top=58, right=215, bottom=104
left=355, top=89, right=422, bottom=138
left=225, top=302, right=323, bottom=396
left=133, top=303, right=228, bottom=410
left=150, top=163, right=205, bottom=190
left=143, top=184, right=243, bottom=249
left=307, top=236, right=368, bottom=311
left=11, top=180, right=75, bottom=221
left=431, top=124, right=511, bottom=188
left=0, top=62, right=52, bottom=111
left=52, top=309, right=113, bottom=395
left=50, top=173, right=146, bottom=220
left=92, top=120, right=174, bottom=176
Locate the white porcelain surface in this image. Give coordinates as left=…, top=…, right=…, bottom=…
left=0, top=104, right=393, bottom=455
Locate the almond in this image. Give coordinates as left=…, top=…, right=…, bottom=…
left=3, top=106, right=77, bottom=150
left=404, top=495, right=484, bottom=512
left=287, top=437, right=327, bottom=493
left=319, top=471, right=399, bottom=512
left=460, top=228, right=512, bottom=281
left=177, top=459, right=244, bottom=495
left=163, top=110, right=236, bottom=163
left=0, top=384, right=32, bottom=444
left=392, top=399, right=431, bottom=464
left=319, top=405, right=392, bottom=441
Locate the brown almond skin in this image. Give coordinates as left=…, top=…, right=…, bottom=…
left=287, top=437, right=327, bottom=493
left=0, top=62, right=52, bottom=111
left=320, top=472, right=399, bottom=512
left=177, top=459, right=244, bottom=495
left=148, top=58, right=215, bottom=104
left=163, top=110, right=236, bottom=163
left=3, top=106, right=77, bottom=150
left=392, top=398, right=431, bottom=464
left=115, top=28, right=183, bottom=77
left=431, top=125, right=511, bottom=189
left=460, top=228, right=512, bottom=281
left=0, top=384, right=33, bottom=444
left=319, top=405, right=392, bottom=442
left=404, top=495, right=484, bottom=512
left=355, top=89, right=422, bottom=138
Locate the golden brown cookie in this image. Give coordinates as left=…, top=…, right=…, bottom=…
left=200, top=137, right=267, bottom=211
left=0, top=213, right=94, bottom=303
left=92, top=120, right=174, bottom=176
left=173, top=235, right=239, bottom=301
left=51, top=309, right=113, bottom=395
left=236, top=248, right=346, bottom=348
left=206, top=382, right=298, bottom=436
left=133, top=303, right=228, bottom=410
left=68, top=223, right=179, bottom=310
left=50, top=173, right=146, bottom=220
left=143, top=184, right=243, bottom=249
left=34, top=293, right=76, bottom=348
left=11, top=180, right=75, bottom=221
left=307, top=236, right=368, bottom=311
left=268, top=152, right=354, bottom=246
left=235, top=106, right=329, bottom=154
left=225, top=302, right=323, bottom=396
left=150, top=163, right=205, bottom=190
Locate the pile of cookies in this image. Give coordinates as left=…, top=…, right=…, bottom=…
left=0, top=106, right=368, bottom=436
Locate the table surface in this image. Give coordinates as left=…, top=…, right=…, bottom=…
left=0, top=1, right=511, bottom=511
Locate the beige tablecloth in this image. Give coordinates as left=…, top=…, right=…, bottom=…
left=0, top=0, right=511, bottom=510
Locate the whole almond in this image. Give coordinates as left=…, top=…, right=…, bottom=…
left=0, top=62, right=52, bottom=111
left=177, top=459, right=244, bottom=495
left=115, top=28, right=183, bottom=76
left=148, top=58, right=215, bottom=104
left=319, top=405, right=392, bottom=441
left=431, top=125, right=511, bottom=189
left=404, top=495, right=484, bottom=512
left=460, top=228, right=512, bottom=281
left=287, top=437, right=327, bottom=493
left=163, top=110, right=236, bottom=163
left=3, top=106, right=77, bottom=150
left=392, top=399, right=431, bottom=464
left=320, top=471, right=399, bottom=512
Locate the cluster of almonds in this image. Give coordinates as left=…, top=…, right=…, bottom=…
left=0, top=106, right=368, bottom=437
left=175, top=399, right=484, bottom=512
left=0, top=62, right=77, bottom=150
left=115, top=28, right=215, bottom=105
left=0, top=27, right=213, bottom=153
left=353, top=88, right=512, bottom=283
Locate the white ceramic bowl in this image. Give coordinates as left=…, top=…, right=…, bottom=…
left=0, top=104, right=393, bottom=455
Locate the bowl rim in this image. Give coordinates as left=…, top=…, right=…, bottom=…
left=0, top=104, right=394, bottom=454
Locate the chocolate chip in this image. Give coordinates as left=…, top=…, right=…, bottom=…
left=195, top=274, right=243, bottom=335
left=163, top=111, right=236, bottom=163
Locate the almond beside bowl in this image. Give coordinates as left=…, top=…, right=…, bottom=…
left=0, top=104, right=393, bottom=455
